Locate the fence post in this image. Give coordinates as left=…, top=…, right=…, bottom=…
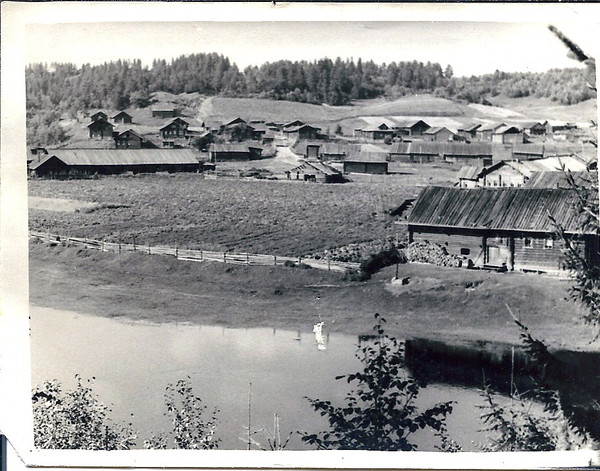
left=102, top=240, right=105, bottom=252
left=200, top=250, right=203, bottom=261
left=274, top=255, right=277, bottom=266
left=119, top=242, right=121, bottom=254
left=247, top=253, right=250, bottom=265
left=148, top=245, right=151, bottom=255
left=298, top=256, right=302, bottom=265
left=224, top=252, right=227, bottom=263
left=176, top=246, right=179, bottom=258
left=328, top=257, right=331, bottom=271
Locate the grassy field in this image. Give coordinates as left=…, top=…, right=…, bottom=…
left=29, top=241, right=595, bottom=351
left=29, top=173, right=460, bottom=256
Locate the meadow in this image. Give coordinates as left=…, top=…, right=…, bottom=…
left=29, top=174, right=449, bottom=256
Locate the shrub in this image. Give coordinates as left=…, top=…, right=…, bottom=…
left=302, top=314, right=454, bottom=450
left=360, top=247, right=406, bottom=276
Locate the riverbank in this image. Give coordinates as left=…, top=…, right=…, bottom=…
left=29, top=241, right=597, bottom=351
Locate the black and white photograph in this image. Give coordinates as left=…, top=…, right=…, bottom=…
left=1, top=2, right=599, bottom=468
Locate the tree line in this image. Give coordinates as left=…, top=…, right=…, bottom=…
left=26, top=53, right=595, bottom=113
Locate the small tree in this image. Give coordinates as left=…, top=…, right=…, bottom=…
left=302, top=313, right=454, bottom=451
left=32, top=375, right=136, bottom=450
left=145, top=378, right=220, bottom=450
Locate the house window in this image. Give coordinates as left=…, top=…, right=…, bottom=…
left=545, top=238, right=554, bottom=249
left=524, top=237, right=532, bottom=248
left=460, top=248, right=471, bottom=256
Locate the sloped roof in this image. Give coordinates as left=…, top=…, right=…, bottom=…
left=479, top=122, right=506, bottom=132
left=345, top=152, right=389, bottom=163
left=458, top=123, right=482, bottom=132
left=115, top=129, right=142, bottom=138
left=512, top=144, right=545, bottom=156
left=392, top=118, right=430, bottom=129
left=389, top=141, right=492, bottom=156
left=457, top=165, right=485, bottom=180
left=87, top=120, right=114, bottom=128
left=33, top=149, right=202, bottom=167
left=424, top=126, right=454, bottom=135
left=523, top=171, right=597, bottom=189
left=209, top=143, right=263, bottom=153
left=112, top=111, right=133, bottom=119
left=159, top=117, right=190, bottom=130
left=494, top=125, right=522, bottom=134
left=283, top=124, right=321, bottom=133
left=408, top=186, right=595, bottom=234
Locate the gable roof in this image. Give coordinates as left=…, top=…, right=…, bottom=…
left=32, top=149, right=202, bottom=167
left=345, top=152, right=389, bottom=163
left=494, top=125, right=522, bottom=135
left=424, top=126, right=454, bottom=135
left=159, top=118, right=190, bottom=130
left=523, top=171, right=597, bottom=189
left=392, top=119, right=430, bottom=129
left=87, top=120, right=114, bottom=129
left=457, top=165, right=486, bottom=180
left=111, top=111, right=133, bottom=119
left=290, top=161, right=341, bottom=176
left=458, top=123, right=482, bottom=132
left=479, top=122, right=506, bottom=132
left=408, top=186, right=595, bottom=234
left=389, top=141, right=492, bottom=156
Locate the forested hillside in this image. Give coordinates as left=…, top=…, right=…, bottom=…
left=26, top=52, right=596, bottom=145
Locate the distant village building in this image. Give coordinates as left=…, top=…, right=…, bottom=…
left=457, top=165, right=486, bottom=188
left=292, top=141, right=349, bottom=161
left=392, top=119, right=430, bottom=136
left=87, top=119, right=114, bottom=139
left=90, top=111, right=109, bottom=122
left=28, top=149, right=203, bottom=178
left=522, top=121, right=547, bottom=136
left=114, top=129, right=143, bottom=149
left=457, top=123, right=482, bottom=141
left=152, top=107, right=179, bottom=119
left=283, top=124, right=321, bottom=141
left=112, top=111, right=133, bottom=124
left=354, top=123, right=395, bottom=141
left=288, top=161, right=344, bottom=183
left=492, top=125, right=524, bottom=145
left=160, top=118, right=190, bottom=139
left=407, top=186, right=599, bottom=273
left=511, top=144, right=544, bottom=161
left=388, top=142, right=493, bottom=165
left=343, top=153, right=389, bottom=174
left=209, top=143, right=263, bottom=162
left=523, top=171, right=597, bottom=189
left=477, top=123, right=505, bottom=141
left=388, top=142, right=440, bottom=163
left=422, top=126, right=456, bottom=142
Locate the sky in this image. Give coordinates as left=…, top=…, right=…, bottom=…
left=24, top=19, right=597, bottom=77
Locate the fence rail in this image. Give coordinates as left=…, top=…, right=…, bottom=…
left=30, top=230, right=360, bottom=273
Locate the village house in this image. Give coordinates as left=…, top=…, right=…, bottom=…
left=457, top=123, right=482, bottom=141
left=87, top=119, right=114, bottom=139
left=28, top=149, right=203, bottom=178
left=222, top=117, right=247, bottom=128
left=422, top=126, right=457, bottom=142
left=292, top=141, right=349, bottom=161
left=160, top=118, right=189, bottom=139
left=457, top=165, right=486, bottom=188
left=392, top=119, right=430, bottom=136
left=354, top=123, right=395, bottom=141
left=112, top=111, right=133, bottom=124
left=443, top=142, right=494, bottom=166
left=511, top=144, right=545, bottom=161
left=283, top=120, right=305, bottom=129
left=492, top=125, right=525, bottom=145
left=522, top=121, right=547, bottom=136
left=283, top=123, right=321, bottom=141
left=477, top=123, right=505, bottom=141
left=90, top=110, right=109, bottom=122
left=152, top=107, right=179, bottom=119
left=288, top=161, right=344, bottom=183
left=209, top=143, right=263, bottom=162
left=407, top=186, right=599, bottom=273
left=343, top=152, right=389, bottom=174
left=114, top=129, right=143, bottom=149
left=388, top=142, right=440, bottom=163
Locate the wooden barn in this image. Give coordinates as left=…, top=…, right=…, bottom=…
left=407, top=186, right=599, bottom=273
left=114, top=129, right=143, bottom=149
left=443, top=142, right=494, bottom=166
left=28, top=149, right=203, bottom=178
left=457, top=165, right=486, bottom=188
left=355, top=123, right=395, bottom=141
left=343, top=153, right=389, bottom=174
left=388, top=142, right=440, bottom=163
left=112, top=111, right=133, bottom=124
left=477, top=123, right=505, bottom=141
left=288, top=161, right=344, bottom=183
left=209, top=144, right=263, bottom=162
left=522, top=121, right=547, bottom=136
left=88, top=119, right=114, bottom=139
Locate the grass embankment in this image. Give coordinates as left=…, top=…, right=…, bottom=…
left=30, top=241, right=595, bottom=351
left=30, top=174, right=454, bottom=256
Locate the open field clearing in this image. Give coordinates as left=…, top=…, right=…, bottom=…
left=29, top=241, right=594, bottom=351
left=28, top=172, right=457, bottom=255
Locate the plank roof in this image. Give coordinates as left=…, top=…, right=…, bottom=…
left=290, top=161, right=341, bottom=176
left=408, top=186, right=596, bottom=234
left=389, top=141, right=492, bottom=156
left=523, top=171, right=598, bottom=189
left=457, top=165, right=485, bottom=180
left=345, top=152, right=389, bottom=163
left=36, top=149, right=202, bottom=167
left=458, top=123, right=482, bottom=132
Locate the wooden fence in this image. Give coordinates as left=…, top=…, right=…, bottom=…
left=30, top=230, right=360, bottom=273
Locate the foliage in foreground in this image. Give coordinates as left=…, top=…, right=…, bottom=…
left=143, top=378, right=220, bottom=450
left=302, top=313, right=454, bottom=451
left=32, top=375, right=137, bottom=450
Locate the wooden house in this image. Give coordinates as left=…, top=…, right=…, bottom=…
left=492, top=125, right=524, bottom=145
left=28, top=149, right=202, bottom=178
left=90, top=111, right=109, bottom=122
left=477, top=123, right=505, bottom=141
left=288, top=161, right=344, bottom=183
left=522, top=121, right=547, bottom=136
left=422, top=127, right=457, bottom=142
left=209, top=143, right=263, bottom=162
left=407, top=186, right=599, bottom=273
left=512, top=144, right=544, bottom=161
left=112, top=111, right=133, bottom=124
left=152, top=107, right=179, bottom=119
left=457, top=123, right=482, bottom=141
left=160, top=118, right=189, bottom=139
left=355, top=123, right=395, bottom=141
left=114, top=129, right=143, bottom=149
left=223, top=117, right=247, bottom=128
left=477, top=160, right=545, bottom=187
left=343, top=153, right=389, bottom=174
left=88, top=119, right=114, bottom=139
left=283, top=124, right=321, bottom=141
left=392, top=119, right=430, bottom=136
left=457, top=165, right=486, bottom=188
left=283, top=120, right=306, bottom=129
left=292, top=141, right=349, bottom=161
left=388, top=142, right=440, bottom=163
